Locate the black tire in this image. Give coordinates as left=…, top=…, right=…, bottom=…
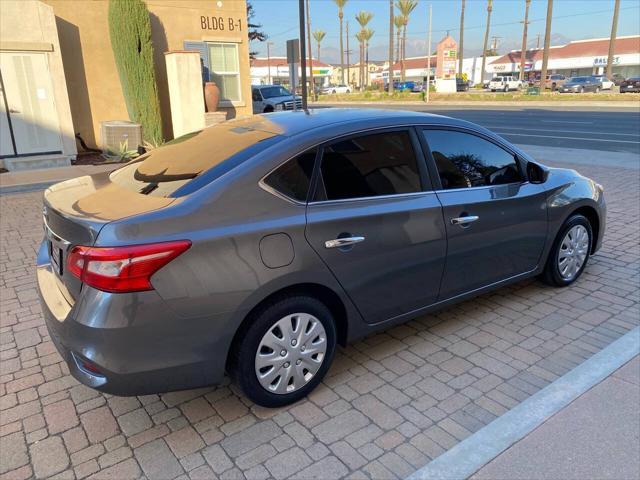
left=541, top=214, right=593, bottom=287
left=229, top=295, right=337, bottom=407
left=580, top=86, right=585, bottom=93
left=263, top=105, right=274, bottom=113
left=332, top=89, right=336, bottom=94
left=504, top=85, right=508, bottom=92
left=551, top=83, right=556, bottom=91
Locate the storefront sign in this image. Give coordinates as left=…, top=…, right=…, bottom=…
left=593, top=56, right=620, bottom=66
left=200, top=16, right=243, bottom=32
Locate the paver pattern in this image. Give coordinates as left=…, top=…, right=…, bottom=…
left=1, top=160, right=638, bottom=480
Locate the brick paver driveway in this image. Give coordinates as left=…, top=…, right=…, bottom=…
left=1, top=160, right=638, bottom=480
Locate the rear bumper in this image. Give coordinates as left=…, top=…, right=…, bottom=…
left=37, top=239, right=232, bottom=396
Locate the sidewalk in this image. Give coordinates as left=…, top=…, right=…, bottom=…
left=0, top=164, right=116, bottom=194
left=472, top=355, right=640, bottom=480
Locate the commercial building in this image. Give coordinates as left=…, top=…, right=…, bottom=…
left=250, top=57, right=334, bottom=89
left=488, top=36, right=640, bottom=80
left=1, top=0, right=251, bottom=170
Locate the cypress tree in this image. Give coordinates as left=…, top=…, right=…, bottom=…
left=108, top=0, right=163, bottom=146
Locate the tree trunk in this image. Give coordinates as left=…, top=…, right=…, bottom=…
left=539, top=0, right=553, bottom=90
left=458, top=0, right=465, bottom=76
left=606, top=0, right=620, bottom=79
left=396, top=29, right=401, bottom=63
left=519, top=0, right=531, bottom=82
left=480, top=0, right=493, bottom=86
left=339, top=12, right=345, bottom=84
left=401, top=25, right=407, bottom=81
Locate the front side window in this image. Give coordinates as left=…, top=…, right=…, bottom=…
left=260, top=86, right=292, bottom=98
left=319, top=131, right=421, bottom=201
left=423, top=129, right=523, bottom=190
left=263, top=148, right=316, bottom=202
left=208, top=43, right=241, bottom=101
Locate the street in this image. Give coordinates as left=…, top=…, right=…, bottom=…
left=1, top=131, right=639, bottom=478
left=322, top=104, right=640, bottom=156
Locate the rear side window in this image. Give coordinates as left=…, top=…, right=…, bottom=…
left=263, top=148, right=317, bottom=202
left=423, top=129, right=523, bottom=189
left=318, top=131, right=421, bottom=201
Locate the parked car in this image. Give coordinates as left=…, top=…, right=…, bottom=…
left=394, top=81, right=417, bottom=92
left=252, top=85, right=302, bottom=113
left=543, top=74, right=567, bottom=91
left=37, top=109, right=605, bottom=407
left=619, top=77, right=640, bottom=93
left=593, top=75, right=614, bottom=90
left=559, top=76, right=601, bottom=93
left=489, top=75, right=522, bottom=92
left=611, top=73, right=626, bottom=86
left=321, top=84, right=351, bottom=94
left=456, top=77, right=470, bottom=92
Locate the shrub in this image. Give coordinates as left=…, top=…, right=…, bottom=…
left=108, top=0, right=163, bottom=146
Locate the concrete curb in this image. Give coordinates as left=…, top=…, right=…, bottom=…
left=405, top=326, right=640, bottom=480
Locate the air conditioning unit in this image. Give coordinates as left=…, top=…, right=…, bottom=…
left=100, top=120, right=142, bottom=152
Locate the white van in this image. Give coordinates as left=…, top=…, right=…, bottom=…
left=489, top=76, right=522, bottom=92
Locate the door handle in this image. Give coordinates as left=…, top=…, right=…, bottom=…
left=325, top=236, right=365, bottom=249
left=451, top=215, right=479, bottom=226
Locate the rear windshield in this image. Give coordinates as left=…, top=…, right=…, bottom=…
left=109, top=117, right=285, bottom=197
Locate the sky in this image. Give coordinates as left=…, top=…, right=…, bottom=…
left=249, top=0, right=640, bottom=62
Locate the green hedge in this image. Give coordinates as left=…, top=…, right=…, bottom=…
left=108, top=0, right=163, bottom=146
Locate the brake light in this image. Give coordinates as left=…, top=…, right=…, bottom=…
left=67, top=240, right=191, bottom=293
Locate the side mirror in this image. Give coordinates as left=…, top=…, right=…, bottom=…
left=526, top=161, right=548, bottom=184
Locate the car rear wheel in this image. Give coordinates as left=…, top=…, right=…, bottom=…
left=503, top=85, right=508, bottom=92
left=541, top=214, right=592, bottom=287
left=580, top=86, right=585, bottom=93
left=596, top=87, right=601, bottom=93
left=229, top=295, right=337, bottom=407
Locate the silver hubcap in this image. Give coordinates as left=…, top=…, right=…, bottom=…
left=255, top=313, right=327, bottom=394
left=558, top=225, right=589, bottom=280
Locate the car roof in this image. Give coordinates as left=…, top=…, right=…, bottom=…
left=259, top=108, right=466, bottom=137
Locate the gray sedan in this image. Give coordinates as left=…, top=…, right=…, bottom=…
left=37, top=109, right=605, bottom=407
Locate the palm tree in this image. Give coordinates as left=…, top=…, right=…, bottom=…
left=394, top=15, right=404, bottom=63
left=312, top=30, right=326, bottom=62
left=458, top=0, right=466, bottom=76
left=355, top=30, right=366, bottom=89
left=606, top=0, right=620, bottom=79
left=396, top=0, right=417, bottom=81
left=334, top=0, right=348, bottom=84
left=480, top=0, right=493, bottom=86
left=362, top=28, right=375, bottom=87
left=539, top=0, right=553, bottom=90
left=355, top=10, right=374, bottom=90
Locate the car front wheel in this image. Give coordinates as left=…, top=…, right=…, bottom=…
left=541, top=214, right=592, bottom=287
left=230, top=296, right=337, bottom=407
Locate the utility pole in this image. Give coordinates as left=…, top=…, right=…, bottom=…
left=305, top=0, right=314, bottom=100
left=606, top=0, right=620, bottom=79
left=266, top=41, right=273, bottom=84
left=458, top=0, right=465, bottom=76
left=536, top=33, right=541, bottom=49
left=388, top=0, right=394, bottom=94
left=426, top=3, right=432, bottom=103
left=298, top=0, right=308, bottom=110
left=346, top=21, right=350, bottom=87
left=519, top=0, right=531, bottom=82
left=539, top=0, right=553, bottom=92
left=480, top=0, right=493, bottom=87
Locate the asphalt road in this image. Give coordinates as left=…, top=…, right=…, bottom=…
left=323, top=104, right=640, bottom=155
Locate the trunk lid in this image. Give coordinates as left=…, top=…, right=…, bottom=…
left=43, top=172, right=177, bottom=302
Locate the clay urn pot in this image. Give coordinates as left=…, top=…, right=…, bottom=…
left=204, top=82, right=220, bottom=112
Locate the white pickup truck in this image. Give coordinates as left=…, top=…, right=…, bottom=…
left=489, top=76, right=523, bottom=92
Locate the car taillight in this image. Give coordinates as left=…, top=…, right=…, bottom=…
left=67, top=240, right=191, bottom=293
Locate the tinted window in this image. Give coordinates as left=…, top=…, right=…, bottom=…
left=263, top=148, right=316, bottom=202
left=319, top=131, right=421, bottom=201
left=423, top=130, right=523, bottom=189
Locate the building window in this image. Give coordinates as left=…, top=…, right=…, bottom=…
left=208, top=43, right=241, bottom=102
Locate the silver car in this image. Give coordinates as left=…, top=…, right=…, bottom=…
left=37, top=109, right=605, bottom=407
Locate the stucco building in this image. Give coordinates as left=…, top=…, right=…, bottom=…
left=1, top=0, right=251, bottom=170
